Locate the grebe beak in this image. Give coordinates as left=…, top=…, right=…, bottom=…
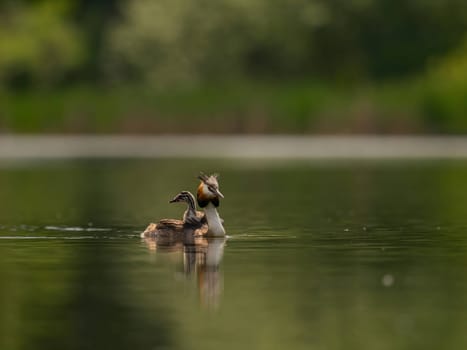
left=215, top=188, right=224, bottom=199
left=169, top=198, right=179, bottom=203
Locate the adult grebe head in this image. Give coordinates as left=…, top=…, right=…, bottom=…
left=197, top=173, right=224, bottom=208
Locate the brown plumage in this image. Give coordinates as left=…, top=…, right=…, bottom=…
left=141, top=191, right=207, bottom=238
left=141, top=172, right=225, bottom=239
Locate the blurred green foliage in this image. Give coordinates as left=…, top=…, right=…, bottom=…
left=1, top=0, right=467, bottom=133
left=104, top=0, right=467, bottom=84
left=422, top=39, right=467, bottom=133
left=0, top=0, right=84, bottom=88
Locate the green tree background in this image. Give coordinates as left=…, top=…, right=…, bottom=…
left=1, top=0, right=467, bottom=133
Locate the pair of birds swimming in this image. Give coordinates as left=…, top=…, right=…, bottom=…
left=141, top=173, right=226, bottom=238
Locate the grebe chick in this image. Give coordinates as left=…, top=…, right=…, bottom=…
left=170, top=191, right=206, bottom=226
left=141, top=191, right=205, bottom=238
left=197, top=173, right=226, bottom=237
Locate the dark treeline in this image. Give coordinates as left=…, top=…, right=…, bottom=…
left=1, top=0, right=467, bottom=88
left=1, top=0, right=467, bottom=133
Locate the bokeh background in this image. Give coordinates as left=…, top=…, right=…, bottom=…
left=1, top=0, right=467, bottom=134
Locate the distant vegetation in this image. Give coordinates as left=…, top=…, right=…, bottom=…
left=1, top=0, right=467, bottom=133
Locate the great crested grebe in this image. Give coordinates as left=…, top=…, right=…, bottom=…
left=197, top=173, right=226, bottom=237
left=141, top=191, right=206, bottom=238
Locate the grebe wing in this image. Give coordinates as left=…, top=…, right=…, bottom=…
left=197, top=211, right=208, bottom=224
left=185, top=213, right=206, bottom=226
left=140, top=219, right=184, bottom=238
left=157, top=219, right=184, bottom=228
left=193, top=225, right=209, bottom=236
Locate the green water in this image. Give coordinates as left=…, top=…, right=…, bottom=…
left=1, top=159, right=467, bottom=350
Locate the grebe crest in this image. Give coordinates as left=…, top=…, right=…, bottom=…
left=197, top=173, right=224, bottom=208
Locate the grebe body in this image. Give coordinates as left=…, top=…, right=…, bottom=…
left=141, top=191, right=206, bottom=238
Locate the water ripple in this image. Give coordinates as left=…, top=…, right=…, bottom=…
left=44, top=226, right=112, bottom=232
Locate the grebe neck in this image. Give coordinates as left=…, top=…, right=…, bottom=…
left=183, top=192, right=199, bottom=223
left=204, top=202, right=225, bottom=237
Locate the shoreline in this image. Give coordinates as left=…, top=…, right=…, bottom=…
left=1, top=135, right=467, bottom=159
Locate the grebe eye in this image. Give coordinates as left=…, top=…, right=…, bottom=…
left=208, top=186, right=216, bottom=193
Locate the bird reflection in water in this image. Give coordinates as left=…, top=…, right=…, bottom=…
left=141, top=173, right=227, bottom=307
left=184, top=237, right=225, bottom=308
left=142, top=233, right=226, bottom=308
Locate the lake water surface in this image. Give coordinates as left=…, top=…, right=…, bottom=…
left=1, top=159, right=467, bottom=350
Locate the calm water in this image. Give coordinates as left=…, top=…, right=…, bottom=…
left=1, top=159, right=467, bottom=350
